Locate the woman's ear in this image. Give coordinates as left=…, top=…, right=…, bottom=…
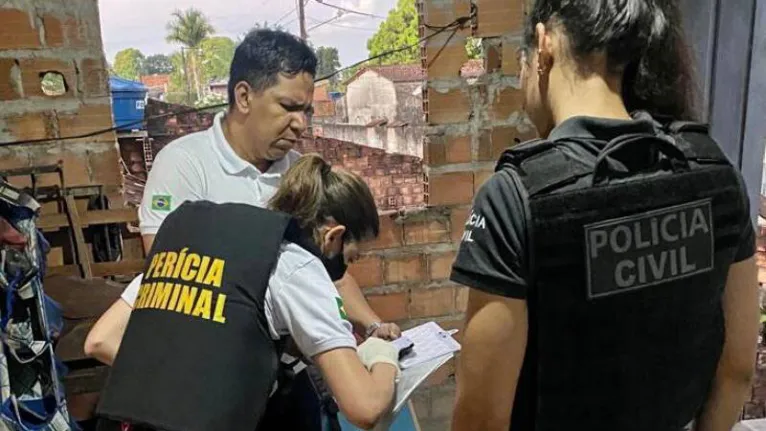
left=535, top=22, right=554, bottom=74
left=321, top=225, right=347, bottom=255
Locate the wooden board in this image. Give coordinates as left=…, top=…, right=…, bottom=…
left=64, top=195, right=92, bottom=278
left=38, top=208, right=139, bottom=231
left=47, top=260, right=145, bottom=279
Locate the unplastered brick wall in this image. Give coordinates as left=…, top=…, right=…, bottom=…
left=342, top=0, right=536, bottom=429
left=296, top=136, right=425, bottom=211
left=0, top=0, right=120, bottom=200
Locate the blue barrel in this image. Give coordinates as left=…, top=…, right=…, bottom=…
left=109, top=76, right=148, bottom=131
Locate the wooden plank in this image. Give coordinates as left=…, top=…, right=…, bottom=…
left=38, top=208, right=139, bottom=231
left=46, top=260, right=146, bottom=280
left=46, top=265, right=80, bottom=278
left=44, top=275, right=125, bottom=319
left=56, top=320, right=95, bottom=362
left=92, top=259, right=145, bottom=277
left=64, top=194, right=93, bottom=278
left=63, top=365, right=110, bottom=395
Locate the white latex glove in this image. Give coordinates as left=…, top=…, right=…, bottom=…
left=357, top=337, right=400, bottom=376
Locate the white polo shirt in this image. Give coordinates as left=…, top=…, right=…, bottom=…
left=138, top=111, right=301, bottom=235
left=123, top=112, right=355, bottom=356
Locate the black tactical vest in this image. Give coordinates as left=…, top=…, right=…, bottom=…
left=97, top=201, right=304, bottom=431
left=496, top=121, right=748, bottom=431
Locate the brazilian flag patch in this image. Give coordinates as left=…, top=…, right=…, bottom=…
left=151, top=195, right=172, bottom=211
left=336, top=297, right=348, bottom=320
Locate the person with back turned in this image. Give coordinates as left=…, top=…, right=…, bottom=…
left=95, top=155, right=399, bottom=431
left=450, top=1, right=760, bottom=430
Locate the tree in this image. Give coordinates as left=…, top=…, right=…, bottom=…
left=143, top=54, right=174, bottom=75
left=113, top=48, right=145, bottom=81
left=166, top=8, right=215, bottom=101
left=238, top=21, right=285, bottom=43
left=367, top=0, right=418, bottom=65
left=167, top=51, right=192, bottom=105
left=315, top=46, right=341, bottom=87
left=199, top=36, right=236, bottom=84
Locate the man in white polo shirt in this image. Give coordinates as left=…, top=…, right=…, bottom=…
left=84, top=29, right=400, bottom=365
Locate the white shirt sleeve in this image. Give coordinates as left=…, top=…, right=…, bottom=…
left=120, top=273, right=144, bottom=307
left=139, top=145, right=205, bottom=236
left=265, top=243, right=356, bottom=358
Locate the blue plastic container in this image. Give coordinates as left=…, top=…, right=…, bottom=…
left=109, top=76, right=148, bottom=131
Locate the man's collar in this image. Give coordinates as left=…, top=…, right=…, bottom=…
left=212, top=111, right=251, bottom=175
left=212, top=111, right=295, bottom=177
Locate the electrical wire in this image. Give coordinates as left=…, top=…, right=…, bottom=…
left=307, top=16, right=377, bottom=31
left=274, top=5, right=298, bottom=26
left=0, top=16, right=469, bottom=148
left=307, top=13, right=343, bottom=32
left=311, top=0, right=386, bottom=19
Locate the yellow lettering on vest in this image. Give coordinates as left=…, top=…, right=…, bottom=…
left=195, top=256, right=211, bottom=284
left=140, top=283, right=157, bottom=309
left=181, top=254, right=201, bottom=281
left=203, top=259, right=225, bottom=288
left=146, top=254, right=161, bottom=279
left=173, top=248, right=189, bottom=278
left=152, top=282, right=173, bottom=309
left=213, top=293, right=227, bottom=324
left=152, top=253, right=166, bottom=278
left=149, top=282, right=166, bottom=308
left=192, top=289, right=212, bottom=320
left=167, top=283, right=182, bottom=311
left=161, top=252, right=178, bottom=277
left=135, top=283, right=149, bottom=309
left=175, top=285, right=198, bottom=315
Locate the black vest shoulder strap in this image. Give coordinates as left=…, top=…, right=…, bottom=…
left=663, top=121, right=731, bottom=165
left=495, top=138, right=595, bottom=196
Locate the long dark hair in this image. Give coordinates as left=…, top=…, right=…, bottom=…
left=524, top=0, right=698, bottom=121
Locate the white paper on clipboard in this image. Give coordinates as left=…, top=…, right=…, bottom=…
left=398, top=321, right=461, bottom=369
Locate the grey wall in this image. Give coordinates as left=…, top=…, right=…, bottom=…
left=680, top=0, right=766, bottom=223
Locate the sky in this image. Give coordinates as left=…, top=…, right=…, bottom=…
left=98, top=0, right=397, bottom=67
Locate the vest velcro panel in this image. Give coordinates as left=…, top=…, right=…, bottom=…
left=499, top=126, right=746, bottom=431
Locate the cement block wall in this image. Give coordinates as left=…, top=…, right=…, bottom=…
left=0, top=0, right=120, bottom=195
left=340, top=0, right=535, bottom=429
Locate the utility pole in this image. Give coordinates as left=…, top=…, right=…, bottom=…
left=298, top=0, right=308, bottom=40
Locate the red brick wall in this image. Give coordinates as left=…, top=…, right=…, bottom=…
left=0, top=0, right=121, bottom=421
left=135, top=100, right=426, bottom=212
left=0, top=0, right=120, bottom=196
left=333, top=1, right=534, bottom=429
left=295, top=136, right=425, bottom=211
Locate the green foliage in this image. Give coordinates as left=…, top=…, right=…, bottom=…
left=144, top=54, right=174, bottom=75
left=315, top=46, right=341, bottom=87
left=466, top=37, right=483, bottom=59
left=199, top=36, right=236, bottom=83
left=166, top=8, right=215, bottom=49
left=113, top=48, right=145, bottom=81
left=367, top=0, right=418, bottom=65
left=166, top=8, right=215, bottom=104
left=238, top=21, right=285, bottom=43
left=194, top=92, right=228, bottom=109
left=167, top=51, right=195, bottom=105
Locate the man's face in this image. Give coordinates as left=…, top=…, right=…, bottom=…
left=241, top=72, right=315, bottom=162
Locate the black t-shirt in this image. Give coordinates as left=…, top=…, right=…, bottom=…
left=450, top=116, right=757, bottom=299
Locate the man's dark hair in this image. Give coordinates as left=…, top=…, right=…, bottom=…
left=228, top=29, right=318, bottom=104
